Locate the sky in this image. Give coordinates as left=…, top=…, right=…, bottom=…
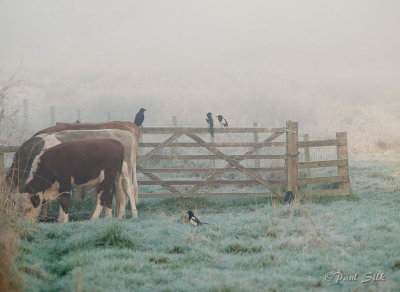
left=0, top=0, right=400, bottom=129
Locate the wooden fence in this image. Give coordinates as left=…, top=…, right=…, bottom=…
left=136, top=121, right=350, bottom=198
left=0, top=121, right=351, bottom=198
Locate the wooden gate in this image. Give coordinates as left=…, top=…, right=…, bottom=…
left=137, top=121, right=299, bottom=198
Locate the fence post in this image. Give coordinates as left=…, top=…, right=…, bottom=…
left=210, top=136, right=215, bottom=169
left=107, top=112, right=111, bottom=122
left=336, top=132, right=350, bottom=194
left=50, top=106, right=55, bottom=126
left=253, top=122, right=260, bottom=168
left=23, top=98, right=28, bottom=123
left=303, top=134, right=311, bottom=177
left=171, top=116, right=178, bottom=155
left=76, top=109, right=81, bottom=122
left=0, top=151, right=4, bottom=178
left=286, top=121, right=299, bottom=195
left=23, top=99, right=29, bottom=135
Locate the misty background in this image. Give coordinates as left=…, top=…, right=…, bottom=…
left=1, top=0, right=400, bottom=155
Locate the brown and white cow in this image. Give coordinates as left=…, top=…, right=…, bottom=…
left=33, top=121, right=139, bottom=137
left=16, top=139, right=125, bottom=222
left=7, top=121, right=140, bottom=218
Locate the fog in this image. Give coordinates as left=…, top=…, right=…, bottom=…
left=1, top=0, right=400, bottom=151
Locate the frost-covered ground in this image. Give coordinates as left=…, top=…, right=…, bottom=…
left=16, top=160, right=400, bottom=292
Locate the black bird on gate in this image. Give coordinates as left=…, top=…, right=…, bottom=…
left=284, top=191, right=294, bottom=204
left=205, top=112, right=214, bottom=137
left=134, top=108, right=146, bottom=126
left=217, top=115, right=228, bottom=127
left=186, top=210, right=208, bottom=226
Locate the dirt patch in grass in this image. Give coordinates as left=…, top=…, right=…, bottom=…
left=393, top=260, right=400, bottom=270
left=224, top=243, right=262, bottom=254
left=149, top=256, right=170, bottom=264
left=168, top=246, right=188, bottom=254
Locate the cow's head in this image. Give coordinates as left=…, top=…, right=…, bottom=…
left=6, top=137, right=45, bottom=189
left=15, top=189, right=43, bottom=222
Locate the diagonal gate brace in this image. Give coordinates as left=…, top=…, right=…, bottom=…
left=138, top=132, right=183, bottom=164
left=137, top=132, right=186, bottom=194
left=185, top=132, right=283, bottom=196
left=136, top=165, right=182, bottom=194
left=185, top=131, right=284, bottom=194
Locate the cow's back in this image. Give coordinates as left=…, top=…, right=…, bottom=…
left=34, top=121, right=139, bottom=140
left=44, top=139, right=124, bottom=178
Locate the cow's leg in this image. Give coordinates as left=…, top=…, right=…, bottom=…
left=120, top=162, right=133, bottom=217
left=115, top=175, right=126, bottom=219
left=57, top=192, right=70, bottom=222
left=104, top=206, right=112, bottom=218
left=123, top=161, right=137, bottom=218
left=101, top=186, right=113, bottom=219
left=131, top=161, right=139, bottom=205
left=124, top=173, right=137, bottom=218
left=128, top=150, right=139, bottom=205
left=90, top=190, right=104, bottom=220
left=57, top=207, right=69, bottom=222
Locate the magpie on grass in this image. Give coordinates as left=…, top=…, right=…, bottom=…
left=186, top=210, right=208, bottom=226
left=205, top=112, right=214, bottom=137
left=134, top=108, right=146, bottom=126
left=217, top=115, right=228, bottom=127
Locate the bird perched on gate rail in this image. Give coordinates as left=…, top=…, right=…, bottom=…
left=205, top=112, right=214, bottom=137
left=134, top=108, right=146, bottom=126
left=217, top=115, right=228, bottom=127
left=186, top=210, right=208, bottom=226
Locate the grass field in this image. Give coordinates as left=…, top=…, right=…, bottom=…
left=11, top=160, right=400, bottom=291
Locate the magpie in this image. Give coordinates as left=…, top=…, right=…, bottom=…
left=205, top=112, right=214, bottom=137
left=217, top=115, right=228, bottom=127
left=284, top=191, right=294, bottom=204
left=186, top=210, right=208, bottom=226
left=134, top=108, right=146, bottom=126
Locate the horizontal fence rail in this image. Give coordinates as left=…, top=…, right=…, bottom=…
left=137, top=154, right=287, bottom=160
left=141, top=127, right=286, bottom=134
left=138, top=139, right=345, bottom=148
left=0, top=122, right=351, bottom=200
left=137, top=167, right=286, bottom=173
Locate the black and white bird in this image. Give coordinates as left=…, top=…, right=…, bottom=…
left=217, top=115, right=228, bottom=127
left=205, top=112, right=214, bottom=137
left=186, top=210, right=208, bottom=226
left=134, top=108, right=146, bottom=126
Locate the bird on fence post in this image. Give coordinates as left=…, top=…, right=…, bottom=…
left=217, top=115, right=228, bottom=127
left=205, top=112, right=214, bottom=137
left=134, top=108, right=146, bottom=126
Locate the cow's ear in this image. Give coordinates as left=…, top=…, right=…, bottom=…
left=30, top=194, right=41, bottom=208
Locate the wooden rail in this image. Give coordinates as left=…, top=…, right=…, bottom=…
left=137, top=154, right=287, bottom=160
left=138, top=139, right=345, bottom=148
left=141, top=127, right=286, bottom=134
left=0, top=123, right=351, bottom=199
